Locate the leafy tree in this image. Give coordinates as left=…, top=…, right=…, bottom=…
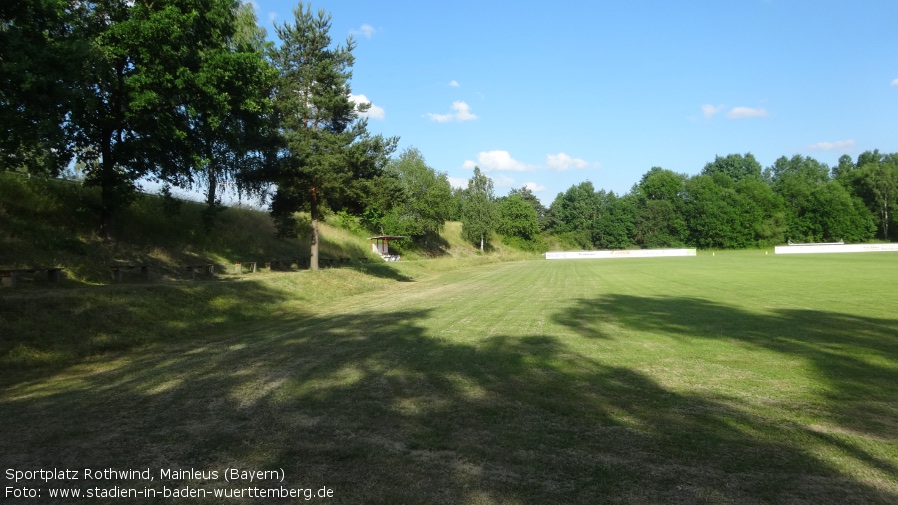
left=546, top=181, right=600, bottom=249
left=0, top=0, right=81, bottom=174
left=808, top=182, right=875, bottom=243
left=832, top=154, right=856, bottom=181
left=683, top=175, right=743, bottom=248
left=594, top=191, right=635, bottom=249
left=682, top=174, right=784, bottom=248
left=735, top=177, right=786, bottom=246
left=178, top=1, right=277, bottom=229
left=460, top=167, right=498, bottom=251
left=64, top=0, right=250, bottom=237
left=765, top=155, right=828, bottom=241
left=701, top=153, right=763, bottom=183
left=268, top=3, right=397, bottom=269
left=508, top=185, right=548, bottom=230
left=854, top=156, right=898, bottom=240
left=497, top=194, right=540, bottom=242
left=766, top=155, right=873, bottom=242
left=633, top=168, right=687, bottom=248
left=373, top=148, right=453, bottom=246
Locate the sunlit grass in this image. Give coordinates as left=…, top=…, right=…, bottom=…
left=2, top=251, right=897, bottom=503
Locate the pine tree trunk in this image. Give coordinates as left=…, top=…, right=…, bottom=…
left=310, top=186, right=320, bottom=271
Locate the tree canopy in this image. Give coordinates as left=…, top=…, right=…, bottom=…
left=267, top=3, right=396, bottom=269
left=461, top=167, right=498, bottom=252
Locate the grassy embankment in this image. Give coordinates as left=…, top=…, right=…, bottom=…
left=2, top=173, right=897, bottom=504
left=0, top=172, right=534, bottom=370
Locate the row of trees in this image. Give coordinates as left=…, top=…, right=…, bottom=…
left=395, top=151, right=895, bottom=253
left=2, top=1, right=396, bottom=269
left=3, top=3, right=894, bottom=258
left=541, top=152, right=897, bottom=250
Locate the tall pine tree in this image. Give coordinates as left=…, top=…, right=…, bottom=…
left=269, top=3, right=396, bottom=269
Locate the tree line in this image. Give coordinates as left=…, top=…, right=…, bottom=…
left=482, top=152, right=896, bottom=251
left=411, top=151, right=896, bottom=253
left=3, top=2, right=895, bottom=261
left=2, top=0, right=398, bottom=269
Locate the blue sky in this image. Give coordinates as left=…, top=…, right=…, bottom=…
left=249, top=0, right=898, bottom=204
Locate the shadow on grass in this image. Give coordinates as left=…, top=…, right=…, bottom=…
left=0, top=279, right=296, bottom=375
left=350, top=261, right=415, bottom=282
left=2, top=300, right=897, bottom=503
left=554, top=295, right=898, bottom=437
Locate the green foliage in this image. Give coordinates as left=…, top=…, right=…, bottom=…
left=634, top=168, right=687, bottom=248
left=331, top=209, right=365, bottom=236
left=0, top=0, right=79, bottom=174
left=593, top=192, right=636, bottom=249
left=368, top=148, right=453, bottom=245
left=0, top=172, right=306, bottom=281
left=546, top=181, right=599, bottom=248
left=683, top=175, right=786, bottom=248
left=701, top=153, right=763, bottom=183
left=509, top=185, right=549, bottom=230
left=268, top=3, right=397, bottom=268
left=851, top=154, right=898, bottom=240
left=497, top=194, right=541, bottom=241
left=767, top=155, right=874, bottom=242
left=460, top=167, right=498, bottom=251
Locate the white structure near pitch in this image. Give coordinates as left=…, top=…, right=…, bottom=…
left=775, top=243, right=898, bottom=254
left=545, top=249, right=697, bottom=260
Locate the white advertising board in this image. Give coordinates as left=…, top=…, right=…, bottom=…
left=545, top=249, right=697, bottom=260
left=774, top=243, right=898, bottom=254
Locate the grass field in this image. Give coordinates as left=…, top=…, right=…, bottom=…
left=2, top=251, right=897, bottom=504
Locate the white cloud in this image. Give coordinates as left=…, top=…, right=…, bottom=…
left=524, top=182, right=545, bottom=192
left=701, top=104, right=725, bottom=119
left=807, top=139, right=855, bottom=152
left=427, top=101, right=477, bottom=123
left=892, top=78, right=898, bottom=86
left=349, top=94, right=385, bottom=119
left=463, top=150, right=532, bottom=172
left=267, top=12, right=277, bottom=23
left=492, top=175, right=516, bottom=187
left=351, top=24, right=376, bottom=38
left=449, top=80, right=460, bottom=87
left=546, top=152, right=590, bottom=171
left=727, top=106, right=768, bottom=119
left=447, top=176, right=468, bottom=189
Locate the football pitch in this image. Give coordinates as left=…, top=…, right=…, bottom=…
left=2, top=251, right=897, bottom=503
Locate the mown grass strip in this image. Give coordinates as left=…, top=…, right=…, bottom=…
left=2, top=252, right=897, bottom=504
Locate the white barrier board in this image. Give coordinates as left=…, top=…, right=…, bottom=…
left=775, top=243, right=898, bottom=254
left=545, top=248, right=697, bottom=260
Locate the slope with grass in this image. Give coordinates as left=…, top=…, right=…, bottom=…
left=2, top=251, right=897, bottom=504
left=0, top=172, right=385, bottom=284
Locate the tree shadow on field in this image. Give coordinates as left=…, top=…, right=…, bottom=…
left=351, top=261, right=415, bottom=282
left=555, top=295, right=898, bottom=469
left=1, top=302, right=897, bottom=503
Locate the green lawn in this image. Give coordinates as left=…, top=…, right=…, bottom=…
left=2, top=251, right=897, bottom=504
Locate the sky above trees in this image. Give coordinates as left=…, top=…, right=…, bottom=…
left=249, top=0, right=898, bottom=203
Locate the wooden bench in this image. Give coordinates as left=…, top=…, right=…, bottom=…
left=234, top=261, right=257, bottom=274
left=0, top=267, right=64, bottom=288
left=111, top=264, right=149, bottom=282
left=185, top=264, right=215, bottom=279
